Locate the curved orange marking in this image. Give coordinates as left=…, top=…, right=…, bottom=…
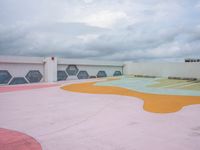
left=62, top=82, right=200, bottom=113
left=0, top=128, right=42, bottom=150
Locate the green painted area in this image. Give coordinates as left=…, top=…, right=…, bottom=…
left=150, top=78, right=200, bottom=91
left=96, top=76, right=200, bottom=96
left=149, top=79, right=187, bottom=88
left=181, top=85, right=200, bottom=90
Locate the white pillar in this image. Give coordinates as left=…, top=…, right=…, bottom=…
left=44, top=57, right=57, bottom=82
left=123, top=61, right=133, bottom=75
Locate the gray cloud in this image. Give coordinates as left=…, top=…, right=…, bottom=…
left=0, top=0, right=200, bottom=61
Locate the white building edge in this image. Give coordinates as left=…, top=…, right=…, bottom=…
left=0, top=55, right=199, bottom=85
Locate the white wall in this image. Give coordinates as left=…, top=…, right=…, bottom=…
left=123, top=62, right=200, bottom=78
left=57, top=58, right=123, bottom=80
left=0, top=63, right=44, bottom=79
left=0, top=56, right=123, bottom=85
left=0, top=56, right=45, bottom=84
left=1, top=55, right=199, bottom=85
left=57, top=58, right=123, bottom=67
left=77, top=65, right=122, bottom=77
left=58, top=64, right=122, bottom=80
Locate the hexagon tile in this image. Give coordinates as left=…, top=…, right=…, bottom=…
left=66, top=65, right=79, bottom=76
left=0, top=70, right=12, bottom=84
left=97, top=71, right=107, bottom=78
left=25, top=70, right=43, bottom=83
left=77, top=71, right=89, bottom=79
left=9, top=77, right=28, bottom=85
left=57, top=70, right=68, bottom=81
left=113, top=71, right=122, bottom=76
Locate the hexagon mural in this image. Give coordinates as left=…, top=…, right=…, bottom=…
left=77, top=71, right=89, bottom=79
left=9, top=77, right=28, bottom=85
left=66, top=65, right=79, bottom=76
left=25, top=70, right=43, bottom=83
left=0, top=70, right=12, bottom=84
left=57, top=70, right=68, bottom=81
left=97, top=71, right=107, bottom=78
left=89, top=76, right=96, bottom=78
left=113, top=71, right=122, bottom=76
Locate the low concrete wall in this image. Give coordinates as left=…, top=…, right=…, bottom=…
left=0, top=56, right=45, bottom=85
left=1, top=55, right=199, bottom=85
left=57, top=58, right=123, bottom=80
left=123, top=62, right=200, bottom=79
left=0, top=56, right=123, bottom=85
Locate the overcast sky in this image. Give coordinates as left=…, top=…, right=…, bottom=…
left=0, top=0, right=200, bottom=61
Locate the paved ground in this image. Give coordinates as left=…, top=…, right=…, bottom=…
left=0, top=128, right=42, bottom=150
left=0, top=79, right=200, bottom=150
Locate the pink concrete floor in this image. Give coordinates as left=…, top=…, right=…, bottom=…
left=0, top=83, right=60, bottom=93
left=0, top=80, right=200, bottom=150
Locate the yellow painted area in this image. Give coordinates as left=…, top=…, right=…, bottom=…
left=61, top=81, right=200, bottom=113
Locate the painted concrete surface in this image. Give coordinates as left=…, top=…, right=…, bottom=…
left=1, top=80, right=200, bottom=150
left=62, top=81, right=200, bottom=113
left=0, top=128, right=42, bottom=150
left=0, top=83, right=60, bottom=93
left=96, top=77, right=200, bottom=96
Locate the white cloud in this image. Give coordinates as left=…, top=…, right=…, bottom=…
left=82, top=10, right=128, bottom=28
left=196, top=1, right=200, bottom=8
left=0, top=0, right=200, bottom=61
left=78, top=34, right=99, bottom=43
left=83, top=0, right=93, bottom=3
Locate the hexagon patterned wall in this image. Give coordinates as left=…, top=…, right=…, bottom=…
left=77, top=71, right=89, bottom=79
left=9, top=77, right=28, bottom=85
left=57, top=70, right=68, bottom=81
left=0, top=70, right=12, bottom=84
left=66, top=65, right=79, bottom=76
left=113, top=71, right=122, bottom=76
left=97, top=71, right=107, bottom=78
left=25, top=70, right=43, bottom=83
left=89, top=76, right=96, bottom=78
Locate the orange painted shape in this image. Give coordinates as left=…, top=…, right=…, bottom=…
left=61, top=81, right=200, bottom=113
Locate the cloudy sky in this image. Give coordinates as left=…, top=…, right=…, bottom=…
left=0, top=0, right=200, bottom=61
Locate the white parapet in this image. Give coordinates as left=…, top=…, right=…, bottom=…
left=0, top=56, right=123, bottom=85
left=1, top=55, right=200, bottom=85
left=123, top=62, right=200, bottom=78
